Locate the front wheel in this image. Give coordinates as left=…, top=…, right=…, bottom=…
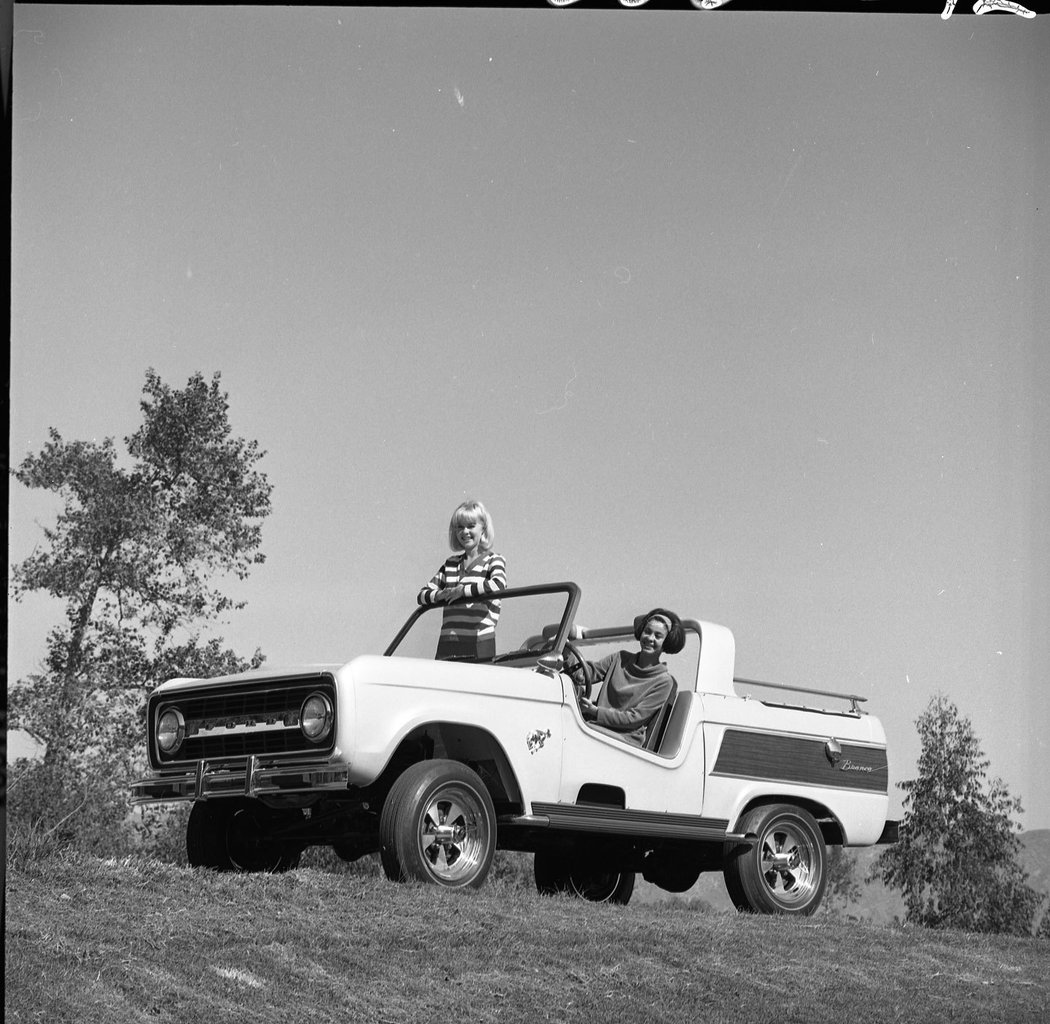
left=723, top=803, right=827, bottom=915
left=186, top=799, right=303, bottom=873
left=534, top=849, right=635, bottom=905
left=379, top=760, right=496, bottom=889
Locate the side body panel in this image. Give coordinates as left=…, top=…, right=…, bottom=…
left=340, top=655, right=566, bottom=803
left=556, top=693, right=706, bottom=813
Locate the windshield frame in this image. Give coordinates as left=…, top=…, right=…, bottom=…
left=383, top=581, right=583, bottom=659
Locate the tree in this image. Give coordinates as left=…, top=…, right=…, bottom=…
left=8, top=370, right=271, bottom=849
left=872, top=694, right=1040, bottom=936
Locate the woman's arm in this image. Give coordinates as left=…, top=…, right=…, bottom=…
left=576, top=653, right=616, bottom=718
left=459, top=553, right=507, bottom=598
left=417, top=559, right=451, bottom=606
left=594, top=675, right=674, bottom=732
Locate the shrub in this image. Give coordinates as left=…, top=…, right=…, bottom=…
left=6, top=757, right=131, bottom=860
left=131, top=804, right=192, bottom=865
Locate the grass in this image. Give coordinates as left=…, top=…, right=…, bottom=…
left=5, top=848, right=1049, bottom=1024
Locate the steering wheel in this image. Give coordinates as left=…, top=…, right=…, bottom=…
left=562, top=640, right=594, bottom=700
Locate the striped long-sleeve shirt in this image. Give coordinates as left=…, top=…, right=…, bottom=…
left=417, top=551, right=507, bottom=642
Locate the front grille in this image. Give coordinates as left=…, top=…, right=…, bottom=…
left=149, top=674, right=337, bottom=766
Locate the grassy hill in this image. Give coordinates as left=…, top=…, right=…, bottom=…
left=6, top=848, right=1048, bottom=1024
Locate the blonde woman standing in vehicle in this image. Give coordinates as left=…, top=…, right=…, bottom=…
left=417, top=500, right=507, bottom=661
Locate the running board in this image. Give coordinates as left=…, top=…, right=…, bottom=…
left=516, top=802, right=734, bottom=843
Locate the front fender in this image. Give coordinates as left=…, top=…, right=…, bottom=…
left=338, top=655, right=566, bottom=804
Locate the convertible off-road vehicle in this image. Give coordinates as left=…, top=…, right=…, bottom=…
left=131, top=582, right=897, bottom=915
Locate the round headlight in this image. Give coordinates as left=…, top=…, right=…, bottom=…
left=300, top=692, right=333, bottom=742
left=157, top=708, right=185, bottom=754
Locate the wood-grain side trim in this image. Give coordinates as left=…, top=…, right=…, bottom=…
left=710, top=729, right=888, bottom=793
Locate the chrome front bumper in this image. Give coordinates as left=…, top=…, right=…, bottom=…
left=130, top=754, right=350, bottom=805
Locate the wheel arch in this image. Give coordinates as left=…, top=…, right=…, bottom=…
left=372, top=721, right=524, bottom=815
left=732, top=795, right=845, bottom=846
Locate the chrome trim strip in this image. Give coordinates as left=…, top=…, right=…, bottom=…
left=530, top=802, right=730, bottom=842
left=192, top=719, right=300, bottom=739
left=503, top=813, right=552, bottom=827
left=724, top=831, right=757, bottom=846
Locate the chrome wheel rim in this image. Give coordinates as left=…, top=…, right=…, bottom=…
left=757, top=820, right=818, bottom=907
left=416, top=783, right=491, bottom=884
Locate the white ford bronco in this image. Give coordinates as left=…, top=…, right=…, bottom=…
left=131, top=582, right=897, bottom=914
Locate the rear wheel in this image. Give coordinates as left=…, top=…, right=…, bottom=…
left=379, top=760, right=496, bottom=889
left=187, top=799, right=303, bottom=873
left=723, top=803, right=826, bottom=915
left=534, top=849, right=635, bottom=905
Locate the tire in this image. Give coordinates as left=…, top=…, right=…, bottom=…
left=186, top=802, right=227, bottom=869
left=378, top=767, right=419, bottom=882
left=534, top=848, right=635, bottom=905
left=379, top=760, right=496, bottom=889
left=723, top=803, right=827, bottom=915
left=186, top=798, right=303, bottom=873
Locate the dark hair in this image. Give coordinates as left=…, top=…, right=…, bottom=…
left=633, top=608, right=685, bottom=656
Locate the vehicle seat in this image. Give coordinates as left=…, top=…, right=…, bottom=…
left=654, top=690, right=693, bottom=757
left=643, top=679, right=679, bottom=751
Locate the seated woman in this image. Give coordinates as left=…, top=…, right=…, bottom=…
left=575, top=608, right=685, bottom=748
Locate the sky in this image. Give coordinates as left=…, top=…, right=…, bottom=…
left=8, top=4, right=1049, bottom=830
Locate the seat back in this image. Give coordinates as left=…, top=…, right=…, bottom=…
left=643, top=679, right=679, bottom=751
left=654, top=690, right=694, bottom=757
